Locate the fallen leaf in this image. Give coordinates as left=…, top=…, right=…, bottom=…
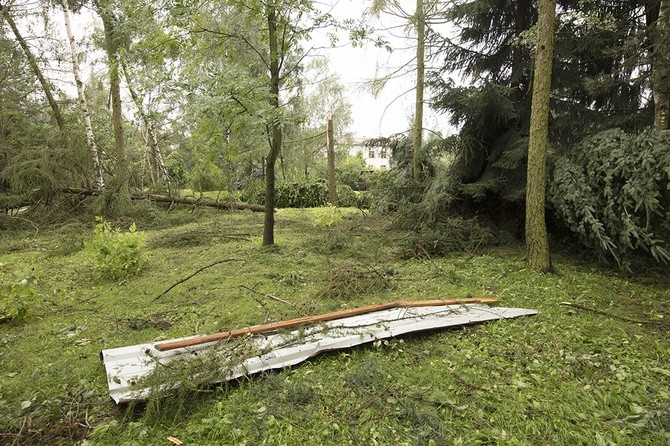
left=167, top=437, right=183, bottom=445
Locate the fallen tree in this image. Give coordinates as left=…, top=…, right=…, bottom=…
left=62, top=188, right=266, bottom=212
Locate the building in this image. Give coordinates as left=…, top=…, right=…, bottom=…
left=345, top=137, right=391, bottom=170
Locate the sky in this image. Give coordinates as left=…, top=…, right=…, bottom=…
left=39, top=0, right=452, bottom=140
left=313, top=1, right=452, bottom=138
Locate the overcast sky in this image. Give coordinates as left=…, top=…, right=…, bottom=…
left=52, top=0, right=451, bottom=139
left=314, top=0, right=452, bottom=138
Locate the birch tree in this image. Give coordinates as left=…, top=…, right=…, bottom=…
left=60, top=0, right=105, bottom=191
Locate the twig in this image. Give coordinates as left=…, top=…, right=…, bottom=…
left=239, top=284, right=296, bottom=308
left=252, top=296, right=271, bottom=323
left=560, top=302, right=662, bottom=325
left=464, top=234, right=485, bottom=262
left=154, top=259, right=245, bottom=300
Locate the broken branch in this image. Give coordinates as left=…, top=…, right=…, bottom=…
left=239, top=284, right=296, bottom=308
left=154, top=259, right=245, bottom=300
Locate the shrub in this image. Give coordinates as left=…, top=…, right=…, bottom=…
left=336, top=184, right=357, bottom=207
left=549, top=129, right=670, bottom=267
left=0, top=279, right=35, bottom=323
left=84, top=217, right=147, bottom=280
left=240, top=179, right=266, bottom=205
left=275, top=181, right=328, bottom=208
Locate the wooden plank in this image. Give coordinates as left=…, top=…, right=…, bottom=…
left=154, top=298, right=497, bottom=351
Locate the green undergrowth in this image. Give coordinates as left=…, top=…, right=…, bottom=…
left=0, top=206, right=668, bottom=445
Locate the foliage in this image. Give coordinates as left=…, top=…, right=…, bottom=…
left=549, top=129, right=670, bottom=267
left=240, top=179, right=266, bottom=205
left=431, top=0, right=655, bottom=210
left=187, top=162, right=227, bottom=194
left=0, top=279, right=35, bottom=323
left=336, top=154, right=367, bottom=190
left=312, top=205, right=343, bottom=227
left=275, top=181, right=328, bottom=208
left=84, top=217, right=147, bottom=280
left=335, top=184, right=357, bottom=207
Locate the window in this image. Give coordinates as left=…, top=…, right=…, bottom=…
left=380, top=148, right=388, bottom=159
left=368, top=148, right=375, bottom=158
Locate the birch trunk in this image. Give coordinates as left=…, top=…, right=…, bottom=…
left=61, top=0, right=105, bottom=191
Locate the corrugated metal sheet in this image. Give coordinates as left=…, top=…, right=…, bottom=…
left=101, top=304, right=537, bottom=403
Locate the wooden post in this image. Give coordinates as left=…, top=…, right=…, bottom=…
left=326, top=115, right=337, bottom=205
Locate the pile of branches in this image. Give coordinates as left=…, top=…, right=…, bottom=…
left=319, top=261, right=393, bottom=300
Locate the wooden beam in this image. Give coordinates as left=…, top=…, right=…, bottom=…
left=154, top=298, right=498, bottom=351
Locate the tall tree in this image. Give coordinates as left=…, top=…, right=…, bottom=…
left=264, top=0, right=282, bottom=245
left=653, top=0, right=670, bottom=130
left=0, top=3, right=66, bottom=132
left=525, top=0, right=555, bottom=272
left=95, top=0, right=129, bottom=197
left=61, top=0, right=105, bottom=191
left=412, top=0, right=425, bottom=181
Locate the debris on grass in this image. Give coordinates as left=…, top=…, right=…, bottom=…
left=101, top=300, right=537, bottom=403
left=319, top=261, right=394, bottom=299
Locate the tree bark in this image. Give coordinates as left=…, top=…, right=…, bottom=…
left=263, top=2, right=282, bottom=246
left=61, top=0, right=105, bottom=191
left=326, top=115, right=337, bottom=205
left=62, top=187, right=265, bottom=211
left=412, top=0, right=425, bottom=182
left=0, top=4, right=65, bottom=132
left=525, top=0, right=555, bottom=273
left=654, top=0, right=670, bottom=130
left=97, top=1, right=129, bottom=196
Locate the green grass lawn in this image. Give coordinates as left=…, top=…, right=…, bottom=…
left=1, top=206, right=669, bottom=445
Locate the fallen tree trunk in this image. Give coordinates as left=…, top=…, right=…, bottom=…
left=139, top=193, right=265, bottom=212
left=62, top=188, right=266, bottom=212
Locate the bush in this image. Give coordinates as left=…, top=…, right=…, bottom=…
left=276, top=181, right=328, bottom=208
left=240, top=179, right=266, bottom=205
left=549, top=129, right=670, bottom=267
left=84, top=217, right=147, bottom=280
left=336, top=184, right=357, bottom=207
left=0, top=279, right=35, bottom=323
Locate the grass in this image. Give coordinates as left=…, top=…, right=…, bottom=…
left=0, top=205, right=669, bottom=445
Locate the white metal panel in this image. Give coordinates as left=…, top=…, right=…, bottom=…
left=101, top=304, right=537, bottom=403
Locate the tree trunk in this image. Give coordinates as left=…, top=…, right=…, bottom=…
left=412, top=0, right=425, bottom=182
left=654, top=0, right=670, bottom=130
left=97, top=1, right=129, bottom=196
left=326, top=115, right=337, bottom=205
left=120, top=60, right=167, bottom=185
left=61, top=0, right=105, bottom=191
left=0, top=5, right=65, bottom=132
left=263, top=3, right=282, bottom=246
left=525, top=0, right=555, bottom=273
